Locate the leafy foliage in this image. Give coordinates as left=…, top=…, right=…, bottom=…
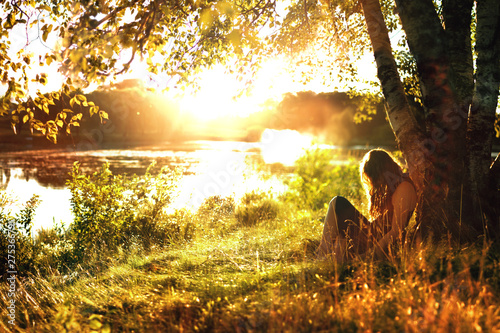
left=67, top=162, right=182, bottom=263
left=234, top=191, right=280, bottom=226
left=0, top=194, right=41, bottom=275
left=196, top=195, right=236, bottom=236
left=0, top=0, right=402, bottom=142
left=285, top=148, right=363, bottom=211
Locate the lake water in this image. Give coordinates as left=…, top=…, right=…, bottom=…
left=0, top=141, right=260, bottom=231
left=0, top=130, right=375, bottom=232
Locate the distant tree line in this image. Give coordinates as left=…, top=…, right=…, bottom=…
left=5, top=85, right=492, bottom=151
left=270, top=91, right=397, bottom=146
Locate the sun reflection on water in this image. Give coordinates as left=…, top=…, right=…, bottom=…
left=2, top=169, right=73, bottom=232
left=171, top=145, right=288, bottom=212
left=260, top=129, right=314, bottom=166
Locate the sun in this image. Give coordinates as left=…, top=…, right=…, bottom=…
left=176, top=58, right=329, bottom=121
left=173, top=51, right=379, bottom=122
left=177, top=68, right=254, bottom=120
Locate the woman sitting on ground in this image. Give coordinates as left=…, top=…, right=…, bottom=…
left=317, top=149, right=417, bottom=262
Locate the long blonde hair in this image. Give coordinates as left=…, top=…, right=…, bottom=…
left=360, top=149, right=405, bottom=219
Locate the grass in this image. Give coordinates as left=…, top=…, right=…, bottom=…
left=3, top=226, right=499, bottom=332
left=1, top=151, right=500, bottom=332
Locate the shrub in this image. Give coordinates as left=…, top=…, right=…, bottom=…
left=121, top=163, right=183, bottom=251
left=197, top=195, right=235, bottom=225
left=67, top=162, right=182, bottom=262
left=166, top=208, right=196, bottom=242
left=0, top=194, right=41, bottom=275
left=235, top=191, right=279, bottom=226
left=67, top=162, right=132, bottom=261
left=195, top=195, right=236, bottom=237
left=32, top=224, right=74, bottom=273
left=284, top=148, right=363, bottom=211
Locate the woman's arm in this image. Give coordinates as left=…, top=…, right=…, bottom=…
left=373, top=181, right=417, bottom=259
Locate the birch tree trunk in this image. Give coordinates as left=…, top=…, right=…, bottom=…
left=360, top=0, right=498, bottom=242
left=359, top=0, right=428, bottom=187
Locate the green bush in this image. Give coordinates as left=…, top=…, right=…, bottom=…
left=194, top=195, right=236, bottom=237
left=32, top=224, right=74, bottom=273
left=284, top=148, right=363, bottom=211
left=197, top=195, right=235, bottom=225
left=235, top=191, right=279, bottom=226
left=0, top=194, right=41, bottom=275
left=67, top=162, right=182, bottom=262
left=166, top=208, right=196, bottom=242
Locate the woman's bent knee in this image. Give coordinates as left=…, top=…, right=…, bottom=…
left=334, top=196, right=353, bottom=215
left=329, top=196, right=346, bottom=208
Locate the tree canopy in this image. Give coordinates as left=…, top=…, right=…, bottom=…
left=1, top=0, right=379, bottom=142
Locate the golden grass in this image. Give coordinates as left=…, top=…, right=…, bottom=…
left=2, top=213, right=499, bottom=332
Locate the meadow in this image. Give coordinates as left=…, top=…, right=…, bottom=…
left=1, top=148, right=499, bottom=332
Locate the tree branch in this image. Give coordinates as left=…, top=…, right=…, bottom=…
left=360, top=0, right=428, bottom=190
left=491, top=152, right=500, bottom=175
left=94, top=5, right=129, bottom=28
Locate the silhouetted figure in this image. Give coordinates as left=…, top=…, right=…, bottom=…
left=317, top=149, right=417, bottom=262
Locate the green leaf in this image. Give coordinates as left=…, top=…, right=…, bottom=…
left=76, top=94, right=87, bottom=104
left=102, top=323, right=111, bottom=333
left=42, top=25, right=50, bottom=42
left=9, top=13, right=15, bottom=28
left=39, top=4, right=52, bottom=12
left=69, top=51, right=82, bottom=65
left=47, top=133, right=57, bottom=144
left=16, top=90, right=26, bottom=99
left=70, top=96, right=79, bottom=107
left=99, top=110, right=109, bottom=120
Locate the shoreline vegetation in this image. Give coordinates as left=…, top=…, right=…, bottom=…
left=1, top=148, right=500, bottom=332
